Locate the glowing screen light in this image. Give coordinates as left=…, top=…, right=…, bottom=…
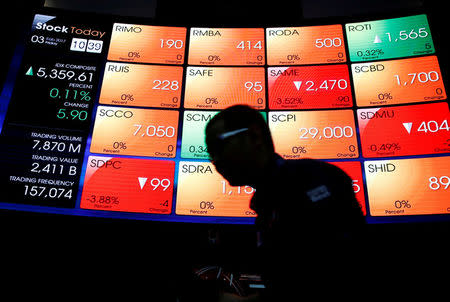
left=0, top=11, right=448, bottom=223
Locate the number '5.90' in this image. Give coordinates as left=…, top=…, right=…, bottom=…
left=57, top=109, right=88, bottom=121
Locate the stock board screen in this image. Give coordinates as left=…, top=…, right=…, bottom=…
left=0, top=10, right=448, bottom=224
left=188, top=27, right=265, bottom=66
left=266, top=24, right=346, bottom=65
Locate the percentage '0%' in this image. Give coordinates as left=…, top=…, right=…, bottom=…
left=113, top=141, right=127, bottom=149
left=128, top=51, right=140, bottom=58
left=121, top=94, right=134, bottom=101
left=292, top=146, right=307, bottom=154
left=394, top=200, right=411, bottom=208
left=208, top=55, right=221, bottom=62
left=205, top=98, right=219, bottom=105
left=286, top=54, right=300, bottom=60
left=200, top=201, right=215, bottom=209
left=378, top=92, right=393, bottom=100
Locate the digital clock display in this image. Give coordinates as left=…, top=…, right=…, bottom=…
left=0, top=11, right=448, bottom=223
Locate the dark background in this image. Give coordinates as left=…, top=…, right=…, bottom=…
left=0, top=0, right=448, bottom=298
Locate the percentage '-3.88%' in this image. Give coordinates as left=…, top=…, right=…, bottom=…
left=86, top=195, right=120, bottom=205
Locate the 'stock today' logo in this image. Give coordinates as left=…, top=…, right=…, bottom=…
left=32, top=14, right=106, bottom=39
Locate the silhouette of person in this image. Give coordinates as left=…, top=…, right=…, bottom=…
left=205, top=105, right=366, bottom=301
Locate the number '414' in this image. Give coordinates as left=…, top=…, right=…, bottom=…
left=236, top=41, right=262, bottom=50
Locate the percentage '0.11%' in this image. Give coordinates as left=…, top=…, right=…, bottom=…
left=49, top=88, right=91, bottom=101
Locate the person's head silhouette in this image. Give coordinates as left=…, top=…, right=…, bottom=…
left=205, top=105, right=274, bottom=187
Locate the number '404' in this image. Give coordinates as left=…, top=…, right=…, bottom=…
left=417, top=120, right=449, bottom=133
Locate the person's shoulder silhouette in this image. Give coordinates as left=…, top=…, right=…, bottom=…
left=205, top=104, right=366, bottom=300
